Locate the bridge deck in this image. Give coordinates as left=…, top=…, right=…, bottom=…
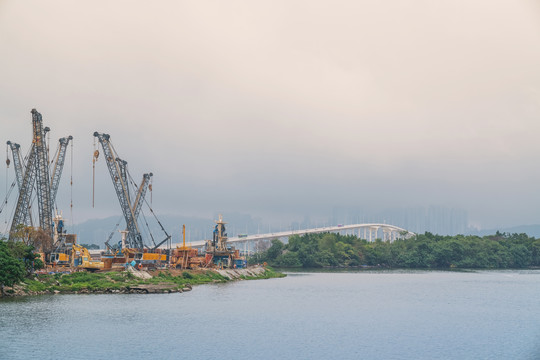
left=167, top=223, right=414, bottom=249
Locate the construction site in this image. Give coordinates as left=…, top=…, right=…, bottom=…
left=1, top=109, right=248, bottom=274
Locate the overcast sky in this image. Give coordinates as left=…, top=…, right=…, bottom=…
left=0, top=0, right=539, bottom=230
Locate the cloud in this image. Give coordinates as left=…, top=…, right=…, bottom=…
left=0, top=0, right=539, bottom=229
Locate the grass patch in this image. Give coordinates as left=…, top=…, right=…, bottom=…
left=17, top=268, right=285, bottom=295
left=23, top=278, right=49, bottom=292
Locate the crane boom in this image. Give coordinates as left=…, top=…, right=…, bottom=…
left=116, top=158, right=130, bottom=203
left=93, top=132, right=144, bottom=249
left=6, top=141, right=24, bottom=189
left=49, top=135, right=73, bottom=207
left=132, top=173, right=152, bottom=221
left=9, top=147, right=36, bottom=237
left=32, top=109, right=54, bottom=239
left=104, top=173, right=152, bottom=251
left=7, top=141, right=34, bottom=227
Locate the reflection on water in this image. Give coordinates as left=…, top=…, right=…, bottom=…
left=1, top=270, right=539, bottom=360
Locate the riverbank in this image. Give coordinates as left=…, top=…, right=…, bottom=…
left=0, top=266, right=285, bottom=297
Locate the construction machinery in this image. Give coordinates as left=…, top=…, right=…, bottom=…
left=93, top=132, right=143, bottom=250
left=103, top=173, right=153, bottom=252
left=72, top=243, right=104, bottom=271
left=172, top=225, right=205, bottom=269
left=93, top=132, right=170, bottom=268
left=205, top=215, right=246, bottom=269
left=7, top=109, right=73, bottom=256
left=48, top=211, right=77, bottom=266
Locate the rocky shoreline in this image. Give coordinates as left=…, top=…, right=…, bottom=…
left=1, top=266, right=284, bottom=298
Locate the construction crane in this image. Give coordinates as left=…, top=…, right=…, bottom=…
left=104, top=172, right=153, bottom=251
left=93, top=132, right=144, bottom=249
left=33, top=109, right=54, bottom=239
left=9, top=111, right=48, bottom=239
left=9, top=109, right=72, bottom=244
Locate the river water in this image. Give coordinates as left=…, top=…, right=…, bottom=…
left=1, top=270, right=539, bottom=360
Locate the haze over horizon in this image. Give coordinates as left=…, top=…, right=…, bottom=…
left=1, top=1, right=539, bottom=232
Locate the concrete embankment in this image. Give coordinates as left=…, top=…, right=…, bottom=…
left=216, top=267, right=267, bottom=279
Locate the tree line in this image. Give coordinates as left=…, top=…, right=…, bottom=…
left=253, top=231, right=540, bottom=269
left=0, top=240, right=43, bottom=293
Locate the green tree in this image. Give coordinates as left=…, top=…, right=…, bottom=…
left=7, top=241, right=43, bottom=274
left=266, top=239, right=285, bottom=261
left=256, top=231, right=540, bottom=270
left=0, top=241, right=26, bottom=293
left=318, top=233, right=337, bottom=253
left=274, top=252, right=302, bottom=267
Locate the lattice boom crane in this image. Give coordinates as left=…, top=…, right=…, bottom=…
left=93, top=132, right=144, bottom=249
left=9, top=109, right=72, bottom=243
left=32, top=109, right=54, bottom=238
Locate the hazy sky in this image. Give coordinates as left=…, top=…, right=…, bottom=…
left=0, top=0, right=539, bottom=229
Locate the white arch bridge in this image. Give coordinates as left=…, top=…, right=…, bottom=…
left=171, top=223, right=415, bottom=253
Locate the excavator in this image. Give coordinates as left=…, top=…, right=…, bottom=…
left=72, top=244, right=104, bottom=271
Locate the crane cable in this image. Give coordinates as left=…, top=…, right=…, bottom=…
left=1, top=142, right=33, bottom=229
left=0, top=180, right=16, bottom=233
left=105, top=173, right=139, bottom=248
left=140, top=208, right=156, bottom=248
left=125, top=168, right=169, bottom=249
left=105, top=215, right=124, bottom=250
left=0, top=179, right=16, bottom=215
left=149, top=178, right=152, bottom=205
left=5, top=144, right=9, bottom=224
left=101, top=139, right=169, bottom=249
left=125, top=168, right=152, bottom=247
left=21, top=144, right=35, bottom=228
left=70, top=139, right=74, bottom=227
left=92, top=137, right=98, bottom=208
left=3, top=144, right=37, bottom=229
left=143, top=191, right=172, bottom=248
left=50, top=141, right=61, bottom=213
left=46, top=129, right=50, bottom=165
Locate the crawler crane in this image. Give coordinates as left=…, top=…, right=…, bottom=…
left=93, top=132, right=170, bottom=268
left=7, top=110, right=73, bottom=257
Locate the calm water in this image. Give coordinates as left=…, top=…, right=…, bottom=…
left=1, top=270, right=539, bottom=360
